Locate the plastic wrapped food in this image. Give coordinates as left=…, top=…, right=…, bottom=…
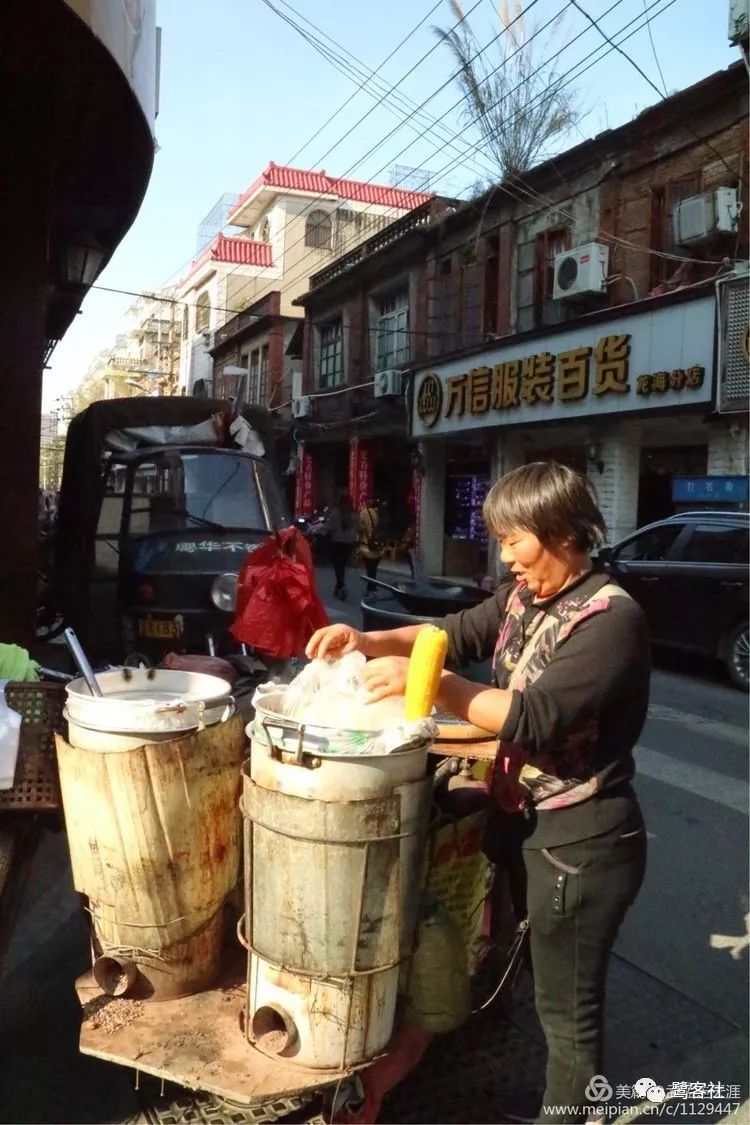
left=252, top=654, right=437, bottom=756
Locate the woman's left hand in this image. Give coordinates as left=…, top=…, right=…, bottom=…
left=360, top=656, right=410, bottom=703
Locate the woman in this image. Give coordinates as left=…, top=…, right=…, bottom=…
left=358, top=500, right=384, bottom=582
left=307, top=462, right=649, bottom=1124
left=326, top=490, right=358, bottom=601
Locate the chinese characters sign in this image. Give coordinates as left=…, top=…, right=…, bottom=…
left=411, top=296, right=715, bottom=438
left=348, top=438, right=373, bottom=509
left=294, top=447, right=317, bottom=517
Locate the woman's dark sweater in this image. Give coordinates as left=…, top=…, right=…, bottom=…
left=440, top=571, right=650, bottom=847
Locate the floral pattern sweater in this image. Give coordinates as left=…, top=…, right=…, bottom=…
left=440, top=571, right=650, bottom=848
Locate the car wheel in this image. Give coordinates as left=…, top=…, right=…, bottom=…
left=724, top=622, right=750, bottom=692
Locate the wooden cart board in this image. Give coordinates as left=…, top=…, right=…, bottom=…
left=75, top=961, right=355, bottom=1106
left=432, top=714, right=496, bottom=761
left=429, top=738, right=497, bottom=762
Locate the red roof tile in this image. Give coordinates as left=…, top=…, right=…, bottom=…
left=182, top=234, right=273, bottom=284
left=230, top=162, right=431, bottom=220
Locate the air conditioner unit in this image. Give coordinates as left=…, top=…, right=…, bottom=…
left=373, top=369, right=402, bottom=397
left=552, top=243, right=609, bottom=300
left=673, top=188, right=739, bottom=247
left=292, top=396, right=312, bottom=419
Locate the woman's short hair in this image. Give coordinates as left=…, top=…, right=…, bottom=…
left=483, top=461, right=606, bottom=552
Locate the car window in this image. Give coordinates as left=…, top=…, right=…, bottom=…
left=679, top=525, right=749, bottom=564
left=616, top=524, right=682, bottom=562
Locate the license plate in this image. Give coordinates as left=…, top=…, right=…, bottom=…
left=138, top=617, right=183, bottom=640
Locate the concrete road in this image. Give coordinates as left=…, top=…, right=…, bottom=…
left=0, top=572, right=746, bottom=1123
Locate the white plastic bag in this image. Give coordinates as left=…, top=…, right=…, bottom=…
left=0, top=692, right=23, bottom=790
left=253, top=654, right=437, bottom=756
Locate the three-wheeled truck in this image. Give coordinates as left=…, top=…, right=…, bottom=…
left=42, top=397, right=290, bottom=663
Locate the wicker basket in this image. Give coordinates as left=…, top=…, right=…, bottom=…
left=0, top=682, right=65, bottom=810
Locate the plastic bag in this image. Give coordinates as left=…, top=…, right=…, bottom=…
left=0, top=691, right=23, bottom=790
left=231, top=528, right=328, bottom=658
left=253, top=654, right=437, bottom=756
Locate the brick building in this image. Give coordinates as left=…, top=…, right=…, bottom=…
left=294, top=63, right=749, bottom=576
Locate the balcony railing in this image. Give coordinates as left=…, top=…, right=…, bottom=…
left=309, top=201, right=444, bottom=290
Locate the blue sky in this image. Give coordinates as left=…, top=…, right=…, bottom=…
left=43, top=0, right=739, bottom=410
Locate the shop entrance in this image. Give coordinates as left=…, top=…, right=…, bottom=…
left=444, top=443, right=492, bottom=578
left=637, top=445, right=708, bottom=525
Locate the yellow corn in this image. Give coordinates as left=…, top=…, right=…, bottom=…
left=404, top=626, right=449, bottom=720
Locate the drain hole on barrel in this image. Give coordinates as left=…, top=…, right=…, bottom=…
left=252, top=1005, right=297, bottom=1056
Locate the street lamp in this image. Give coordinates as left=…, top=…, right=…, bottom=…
left=62, top=234, right=106, bottom=289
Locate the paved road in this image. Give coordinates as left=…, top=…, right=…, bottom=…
left=0, top=572, right=746, bottom=1123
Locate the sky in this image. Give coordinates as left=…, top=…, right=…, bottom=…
left=42, top=0, right=740, bottom=412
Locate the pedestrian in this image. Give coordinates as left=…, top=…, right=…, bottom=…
left=358, top=499, right=384, bottom=583
left=326, top=490, right=358, bottom=600
left=306, top=462, right=650, bottom=1124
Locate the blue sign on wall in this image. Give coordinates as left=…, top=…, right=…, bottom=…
left=672, top=476, right=749, bottom=503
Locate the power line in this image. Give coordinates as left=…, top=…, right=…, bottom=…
left=283, top=0, right=447, bottom=167
left=569, top=0, right=742, bottom=187
left=218, top=0, right=690, bottom=318
left=96, top=0, right=703, bottom=341
left=642, top=0, right=669, bottom=96
left=86, top=0, right=736, bottom=368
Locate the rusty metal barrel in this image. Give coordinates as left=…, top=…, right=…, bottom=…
left=240, top=696, right=433, bottom=1070
left=56, top=715, right=245, bottom=1000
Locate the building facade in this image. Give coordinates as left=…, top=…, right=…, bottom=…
left=292, top=63, right=748, bottom=575
left=411, top=63, right=748, bottom=576
left=292, top=198, right=456, bottom=543
left=178, top=162, right=430, bottom=397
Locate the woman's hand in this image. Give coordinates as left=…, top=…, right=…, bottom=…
left=360, top=656, right=410, bottom=704
left=305, top=623, right=364, bottom=660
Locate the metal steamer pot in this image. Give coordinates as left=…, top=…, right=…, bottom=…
left=65, top=668, right=234, bottom=737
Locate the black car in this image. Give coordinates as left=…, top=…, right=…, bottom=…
left=600, top=511, right=749, bottom=690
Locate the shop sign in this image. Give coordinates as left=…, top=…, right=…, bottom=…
left=411, top=296, right=715, bottom=438
left=716, top=274, right=749, bottom=414
left=348, top=438, right=373, bottom=509
left=294, top=447, right=316, bottom=517
left=672, top=476, right=749, bottom=504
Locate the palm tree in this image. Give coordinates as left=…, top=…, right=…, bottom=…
left=434, top=0, right=580, bottom=184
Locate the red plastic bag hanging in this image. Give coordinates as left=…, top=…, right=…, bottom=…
left=230, top=527, right=329, bottom=658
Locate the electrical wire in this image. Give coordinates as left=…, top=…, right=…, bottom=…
left=84, top=0, right=741, bottom=366
left=642, top=0, right=669, bottom=96
left=212, top=0, right=694, bottom=318
left=203, top=0, right=543, bottom=299
left=570, top=0, right=743, bottom=186
left=282, top=0, right=447, bottom=168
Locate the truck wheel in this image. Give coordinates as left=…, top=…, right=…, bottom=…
left=725, top=622, right=749, bottom=692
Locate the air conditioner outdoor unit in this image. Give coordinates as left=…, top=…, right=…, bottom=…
left=373, top=369, right=402, bottom=397
left=292, top=396, right=312, bottom=419
left=552, top=243, right=609, bottom=300
left=673, top=188, right=739, bottom=247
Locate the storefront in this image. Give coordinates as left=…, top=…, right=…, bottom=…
left=410, top=289, right=721, bottom=577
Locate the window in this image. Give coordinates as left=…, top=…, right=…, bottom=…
left=483, top=235, right=500, bottom=336
left=181, top=304, right=189, bottom=339
left=305, top=209, right=332, bottom=250
left=376, top=290, right=410, bottom=370
left=616, top=524, right=682, bottom=562
left=259, top=344, right=269, bottom=405
left=516, top=227, right=569, bottom=332
left=248, top=349, right=260, bottom=403
left=319, top=319, right=343, bottom=388
left=195, top=291, right=210, bottom=334
left=128, top=452, right=285, bottom=535
left=680, top=525, right=748, bottom=565
left=649, top=176, right=699, bottom=288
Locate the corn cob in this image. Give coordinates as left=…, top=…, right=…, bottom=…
left=404, top=626, right=449, bottom=720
